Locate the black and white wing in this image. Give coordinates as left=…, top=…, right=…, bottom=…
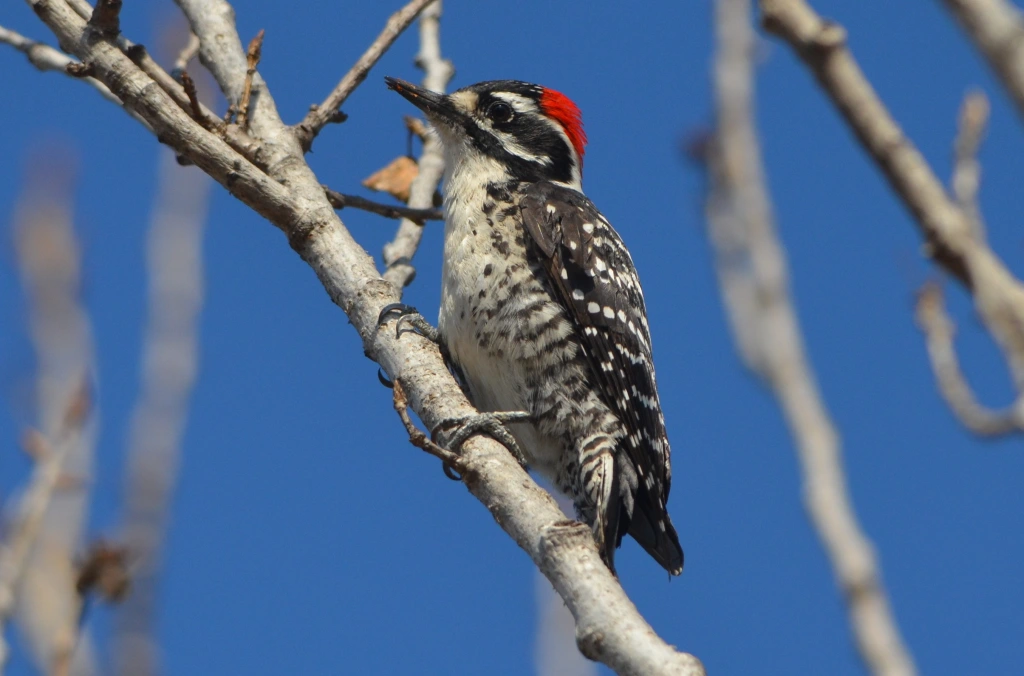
left=520, top=180, right=683, bottom=574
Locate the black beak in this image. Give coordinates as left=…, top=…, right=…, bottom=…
left=385, top=76, right=460, bottom=125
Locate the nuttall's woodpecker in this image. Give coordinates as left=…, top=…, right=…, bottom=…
left=381, top=77, right=683, bottom=576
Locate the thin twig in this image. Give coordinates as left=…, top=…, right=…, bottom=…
left=404, top=115, right=429, bottom=141
left=382, top=1, right=453, bottom=289
left=759, top=0, right=1024, bottom=418
left=0, top=387, right=89, bottom=668
left=707, top=2, right=916, bottom=675
left=0, top=24, right=125, bottom=107
left=915, top=283, right=1024, bottom=436
left=294, top=0, right=437, bottom=151
left=179, top=70, right=212, bottom=130
left=171, top=31, right=200, bottom=77
left=940, top=0, right=1024, bottom=123
left=237, top=29, right=264, bottom=130
left=951, top=91, right=989, bottom=240
left=324, top=186, right=442, bottom=223
left=392, top=380, right=464, bottom=472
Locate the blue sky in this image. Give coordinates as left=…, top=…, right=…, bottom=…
left=3, top=1, right=1024, bottom=674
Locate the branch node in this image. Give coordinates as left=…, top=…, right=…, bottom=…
left=86, top=0, right=122, bottom=39
left=64, top=61, right=95, bottom=78
left=76, top=541, right=130, bottom=603
left=124, top=43, right=146, bottom=63
left=813, top=21, right=846, bottom=50
left=295, top=0, right=437, bottom=153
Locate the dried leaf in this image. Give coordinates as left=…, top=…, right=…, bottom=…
left=363, top=156, right=419, bottom=203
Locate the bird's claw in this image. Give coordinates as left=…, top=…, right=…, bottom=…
left=376, top=303, right=439, bottom=342
left=432, top=411, right=531, bottom=469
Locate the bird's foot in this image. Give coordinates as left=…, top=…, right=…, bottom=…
left=377, top=303, right=439, bottom=342
left=432, top=411, right=531, bottom=470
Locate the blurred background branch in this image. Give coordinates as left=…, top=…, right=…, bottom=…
left=939, top=0, right=1024, bottom=123
left=3, top=153, right=98, bottom=676
left=759, top=0, right=1024, bottom=438
left=113, top=142, right=212, bottom=675
left=702, top=1, right=915, bottom=674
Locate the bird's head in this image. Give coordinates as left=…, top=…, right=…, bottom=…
left=385, top=77, right=587, bottom=190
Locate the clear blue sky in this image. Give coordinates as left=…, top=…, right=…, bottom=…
left=3, top=1, right=1024, bottom=674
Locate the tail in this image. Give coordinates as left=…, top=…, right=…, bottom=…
left=626, top=498, right=684, bottom=576
left=600, top=458, right=684, bottom=576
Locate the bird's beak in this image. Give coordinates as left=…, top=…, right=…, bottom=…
left=385, top=76, right=461, bottom=126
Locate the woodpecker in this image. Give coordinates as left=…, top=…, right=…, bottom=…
left=383, top=77, right=683, bottom=576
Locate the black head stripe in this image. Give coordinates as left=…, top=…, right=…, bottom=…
left=457, top=82, right=578, bottom=184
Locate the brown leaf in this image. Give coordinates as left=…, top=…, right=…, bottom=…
left=362, top=156, right=419, bottom=203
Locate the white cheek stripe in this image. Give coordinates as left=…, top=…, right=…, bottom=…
left=495, top=130, right=553, bottom=166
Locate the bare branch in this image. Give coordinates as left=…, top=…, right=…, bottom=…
left=236, top=29, right=264, bottom=130
left=392, top=380, right=464, bottom=472
left=114, top=148, right=212, bottom=676
left=536, top=494, right=598, bottom=676
left=951, top=91, right=989, bottom=239
left=706, top=2, right=916, bottom=675
left=0, top=394, right=89, bottom=669
left=294, top=0, right=438, bottom=151
left=383, top=0, right=453, bottom=289
left=940, top=0, right=1024, bottom=123
left=171, top=31, right=200, bottom=76
left=23, top=1, right=704, bottom=671
left=2, top=156, right=98, bottom=674
left=324, top=186, right=443, bottom=223
left=915, top=283, right=1024, bottom=436
left=758, top=0, right=1024, bottom=421
left=0, top=24, right=128, bottom=108
left=179, top=70, right=213, bottom=130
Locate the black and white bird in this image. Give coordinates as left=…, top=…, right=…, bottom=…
left=383, top=77, right=683, bottom=576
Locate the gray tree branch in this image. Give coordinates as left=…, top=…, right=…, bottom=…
left=939, top=0, right=1024, bottom=123
left=1, top=158, right=98, bottom=675
left=114, top=147, right=212, bottom=676
left=382, top=0, right=453, bottom=289
left=758, top=0, right=1024, bottom=437
left=704, top=2, right=916, bottom=674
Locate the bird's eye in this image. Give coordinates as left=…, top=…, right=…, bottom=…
left=486, top=101, right=514, bottom=123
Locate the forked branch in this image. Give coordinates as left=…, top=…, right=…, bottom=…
left=759, top=0, right=1024, bottom=438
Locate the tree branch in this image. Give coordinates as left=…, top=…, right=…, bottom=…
left=951, top=91, right=988, bottom=239
left=293, top=0, right=437, bottom=151
left=324, top=186, right=443, bottom=223
left=916, top=283, right=1024, bottom=436
left=758, top=0, right=1024, bottom=428
left=0, top=24, right=137, bottom=112
left=114, top=147, right=212, bottom=676
left=21, top=0, right=703, bottom=672
left=2, top=156, right=98, bottom=674
left=382, top=0, right=453, bottom=289
left=705, top=2, right=916, bottom=674
left=939, top=0, right=1024, bottom=123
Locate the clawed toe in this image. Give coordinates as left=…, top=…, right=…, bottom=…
left=376, top=303, right=439, bottom=342
left=433, top=411, right=531, bottom=469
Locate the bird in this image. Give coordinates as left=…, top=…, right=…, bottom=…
left=381, top=76, right=683, bottom=576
